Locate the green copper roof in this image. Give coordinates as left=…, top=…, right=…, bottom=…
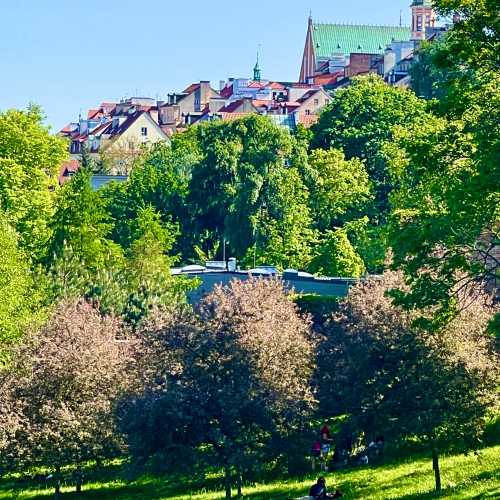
left=312, top=23, right=411, bottom=57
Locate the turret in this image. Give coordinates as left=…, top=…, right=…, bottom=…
left=411, top=0, right=436, bottom=40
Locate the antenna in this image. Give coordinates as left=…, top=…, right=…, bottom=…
left=400, top=9, right=403, bottom=27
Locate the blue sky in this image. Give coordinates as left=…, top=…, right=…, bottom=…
left=0, top=0, right=413, bottom=130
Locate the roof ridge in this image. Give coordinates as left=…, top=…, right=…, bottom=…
left=313, top=22, right=409, bottom=29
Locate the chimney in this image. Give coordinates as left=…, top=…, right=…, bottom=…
left=200, top=81, right=211, bottom=107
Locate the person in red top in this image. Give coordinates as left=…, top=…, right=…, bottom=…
left=320, top=421, right=333, bottom=457
left=320, top=422, right=332, bottom=441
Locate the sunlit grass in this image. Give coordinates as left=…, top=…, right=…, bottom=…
left=1, top=445, right=498, bottom=499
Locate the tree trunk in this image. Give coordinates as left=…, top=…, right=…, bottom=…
left=54, top=465, right=61, bottom=500
left=224, top=464, right=232, bottom=500
left=432, top=448, right=441, bottom=492
left=236, top=464, right=242, bottom=499
left=75, top=465, right=83, bottom=493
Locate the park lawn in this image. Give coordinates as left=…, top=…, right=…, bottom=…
left=1, top=445, right=498, bottom=500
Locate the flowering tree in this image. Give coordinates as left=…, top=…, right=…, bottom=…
left=0, top=301, right=135, bottom=496
left=120, top=279, right=316, bottom=499
left=319, top=272, right=499, bottom=492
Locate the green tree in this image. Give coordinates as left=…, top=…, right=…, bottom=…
left=309, top=228, right=365, bottom=278
left=244, top=166, right=316, bottom=270
left=47, top=165, right=121, bottom=271
left=0, top=106, right=67, bottom=259
left=311, top=75, right=430, bottom=219
left=432, top=0, right=499, bottom=73
left=383, top=0, right=499, bottom=329
left=103, top=139, right=194, bottom=253
left=386, top=112, right=499, bottom=328
left=188, top=115, right=310, bottom=261
left=122, top=206, right=195, bottom=325
left=409, top=40, right=456, bottom=102
left=305, top=148, right=372, bottom=231
left=0, top=216, right=41, bottom=362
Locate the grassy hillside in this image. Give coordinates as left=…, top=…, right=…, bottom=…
left=1, top=445, right=499, bottom=499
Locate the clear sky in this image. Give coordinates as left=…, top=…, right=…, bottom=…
left=0, top=0, right=413, bottom=130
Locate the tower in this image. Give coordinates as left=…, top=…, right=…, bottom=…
left=253, top=52, right=262, bottom=82
left=411, top=0, right=436, bottom=41
left=299, top=14, right=315, bottom=83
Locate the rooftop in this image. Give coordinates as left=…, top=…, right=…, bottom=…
left=312, top=23, right=411, bottom=57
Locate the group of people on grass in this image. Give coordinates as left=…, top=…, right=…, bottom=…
left=306, top=421, right=386, bottom=499
left=311, top=421, right=385, bottom=472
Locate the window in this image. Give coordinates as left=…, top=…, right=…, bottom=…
left=141, top=127, right=148, bottom=137
left=417, top=15, right=423, bottom=31
left=305, top=109, right=311, bottom=116
left=426, top=14, right=431, bottom=27
left=314, top=98, right=319, bottom=105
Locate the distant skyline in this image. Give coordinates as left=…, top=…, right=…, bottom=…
left=1, top=0, right=418, bottom=130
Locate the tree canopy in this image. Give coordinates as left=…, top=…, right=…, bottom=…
left=0, top=106, right=67, bottom=260
left=120, top=279, right=315, bottom=499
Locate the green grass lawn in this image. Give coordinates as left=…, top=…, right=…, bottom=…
left=1, top=445, right=498, bottom=499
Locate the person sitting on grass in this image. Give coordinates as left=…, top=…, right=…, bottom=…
left=309, top=477, right=343, bottom=499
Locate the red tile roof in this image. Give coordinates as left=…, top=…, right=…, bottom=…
left=296, top=89, right=322, bottom=104
left=218, top=100, right=245, bottom=113
left=247, top=81, right=267, bottom=89
left=58, top=160, right=80, bottom=185
left=268, top=81, right=286, bottom=90
left=220, top=85, right=233, bottom=99
left=252, top=99, right=271, bottom=107
left=183, top=83, right=201, bottom=94
left=313, top=72, right=343, bottom=86
left=60, top=123, right=76, bottom=134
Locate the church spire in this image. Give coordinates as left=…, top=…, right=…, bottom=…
left=253, top=50, right=261, bottom=82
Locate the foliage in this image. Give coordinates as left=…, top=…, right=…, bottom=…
left=243, top=165, right=316, bottom=270
left=121, top=206, right=195, bottom=324
left=304, top=149, right=372, bottom=231
left=344, top=217, right=387, bottom=274
left=0, top=302, right=135, bottom=488
left=119, top=279, right=316, bottom=499
left=0, top=106, right=67, bottom=259
left=409, top=40, right=456, bottom=102
left=432, top=0, right=499, bottom=73
left=387, top=0, right=499, bottom=326
left=47, top=165, right=121, bottom=272
left=0, top=216, right=41, bottom=363
left=44, top=206, right=193, bottom=325
left=309, top=229, right=365, bottom=278
left=103, top=140, right=193, bottom=252
left=311, top=75, right=430, bottom=218
left=294, top=295, right=340, bottom=328
left=319, top=271, right=499, bottom=491
left=188, top=115, right=312, bottom=262
left=386, top=112, right=499, bottom=327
